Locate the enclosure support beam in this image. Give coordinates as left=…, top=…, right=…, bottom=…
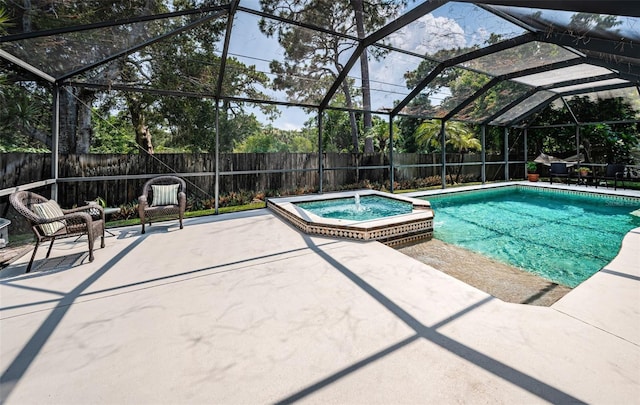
left=441, top=120, right=446, bottom=189
left=51, top=84, right=61, bottom=200
left=214, top=102, right=220, bottom=214
left=576, top=125, right=581, bottom=165
left=523, top=127, right=528, bottom=180
left=481, top=125, right=487, bottom=184
left=319, top=0, right=448, bottom=111
left=215, top=0, right=239, bottom=98
left=504, top=127, right=509, bottom=181
left=389, top=115, right=395, bottom=193
left=318, top=109, right=324, bottom=194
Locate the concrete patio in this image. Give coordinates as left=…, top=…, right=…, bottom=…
left=1, top=185, right=639, bottom=404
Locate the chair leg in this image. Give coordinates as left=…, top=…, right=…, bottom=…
left=26, top=240, right=41, bottom=273
left=88, top=236, right=95, bottom=262
left=46, top=238, right=55, bottom=258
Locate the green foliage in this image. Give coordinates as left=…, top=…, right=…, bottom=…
left=414, top=119, right=481, bottom=184
left=312, top=99, right=359, bottom=152
left=529, top=96, right=638, bottom=164
left=0, top=6, right=11, bottom=35
left=414, top=120, right=480, bottom=153
left=91, top=112, right=137, bottom=153
left=234, top=126, right=315, bottom=153
left=365, top=116, right=402, bottom=152
left=259, top=0, right=405, bottom=153
left=0, top=77, right=52, bottom=152
left=235, top=133, right=282, bottom=153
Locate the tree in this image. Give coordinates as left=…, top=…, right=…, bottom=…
left=234, top=125, right=315, bottom=152
left=259, top=0, right=404, bottom=153
left=366, top=116, right=401, bottom=153
left=415, top=119, right=481, bottom=183
left=529, top=95, right=638, bottom=164
left=0, top=77, right=52, bottom=152
left=91, top=111, right=137, bottom=154
left=3, top=0, right=276, bottom=154
left=3, top=0, right=167, bottom=153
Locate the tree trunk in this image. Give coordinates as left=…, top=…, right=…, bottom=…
left=75, top=89, right=95, bottom=153
left=455, top=151, right=465, bottom=184
left=58, top=87, right=95, bottom=153
left=58, top=88, right=77, bottom=153
left=340, top=76, right=359, bottom=153
left=125, top=93, right=154, bottom=154
left=22, top=0, right=32, bottom=32
left=351, top=0, right=373, bottom=153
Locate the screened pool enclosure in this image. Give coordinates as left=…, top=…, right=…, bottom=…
left=1, top=0, right=639, bottom=209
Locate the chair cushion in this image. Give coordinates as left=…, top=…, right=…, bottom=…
left=151, top=184, right=179, bottom=206
left=550, top=162, right=568, bottom=174
left=626, top=167, right=640, bottom=179
left=32, top=200, right=66, bottom=236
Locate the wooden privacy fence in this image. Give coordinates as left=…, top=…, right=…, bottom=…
left=1, top=151, right=519, bottom=225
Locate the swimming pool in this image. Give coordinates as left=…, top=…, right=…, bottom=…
left=267, top=190, right=434, bottom=246
left=297, top=195, right=413, bottom=221
left=422, top=186, right=640, bottom=287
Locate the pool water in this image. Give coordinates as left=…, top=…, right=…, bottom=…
left=297, top=195, right=413, bottom=221
left=425, top=187, right=640, bottom=287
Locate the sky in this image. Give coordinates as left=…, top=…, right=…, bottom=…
left=229, top=1, right=526, bottom=130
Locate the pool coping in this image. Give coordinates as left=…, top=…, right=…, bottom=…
left=267, top=189, right=435, bottom=246
left=404, top=180, right=640, bottom=201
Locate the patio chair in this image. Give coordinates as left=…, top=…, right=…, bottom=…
left=600, top=164, right=626, bottom=190
left=9, top=191, right=105, bottom=273
left=138, top=175, right=186, bottom=234
left=549, top=162, right=571, bottom=185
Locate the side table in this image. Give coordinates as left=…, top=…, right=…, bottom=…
left=0, top=218, right=11, bottom=248
left=576, top=174, right=597, bottom=187
left=103, top=207, right=120, bottom=237
left=86, top=203, right=120, bottom=237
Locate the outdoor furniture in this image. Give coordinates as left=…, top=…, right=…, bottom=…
left=0, top=218, right=10, bottom=248
left=600, top=164, right=626, bottom=190
left=549, top=162, right=571, bottom=185
left=138, top=175, right=187, bottom=234
left=622, top=166, right=640, bottom=188
left=9, top=191, right=105, bottom=273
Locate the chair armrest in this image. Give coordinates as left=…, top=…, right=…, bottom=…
left=32, top=214, right=66, bottom=226
left=63, top=211, right=94, bottom=226
left=65, top=204, right=105, bottom=221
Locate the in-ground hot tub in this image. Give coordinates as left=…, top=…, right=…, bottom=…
left=267, top=190, right=434, bottom=246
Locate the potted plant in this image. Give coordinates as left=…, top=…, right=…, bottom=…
left=526, top=161, right=539, bottom=182
left=577, top=167, right=591, bottom=177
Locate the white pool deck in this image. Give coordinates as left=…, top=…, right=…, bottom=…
left=1, top=181, right=638, bottom=404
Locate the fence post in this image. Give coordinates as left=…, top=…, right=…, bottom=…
left=389, top=115, right=394, bottom=193
left=51, top=85, right=60, bottom=200
left=481, top=125, right=486, bottom=184
left=504, top=127, right=509, bottom=181
left=441, top=120, right=446, bottom=189
left=214, top=101, right=220, bottom=213
left=318, top=109, right=324, bottom=193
